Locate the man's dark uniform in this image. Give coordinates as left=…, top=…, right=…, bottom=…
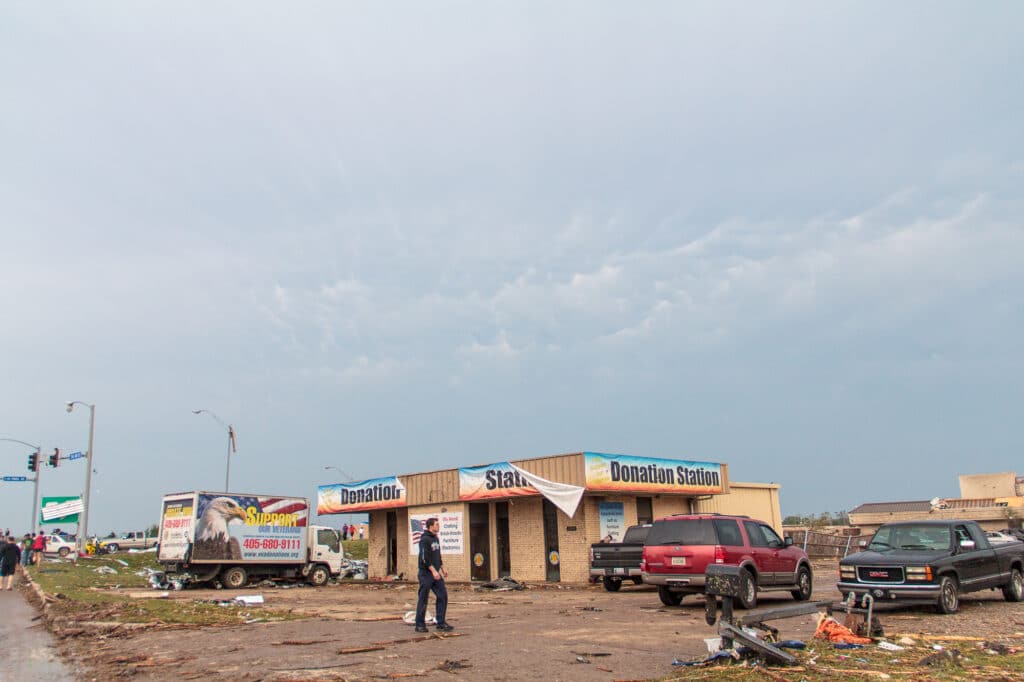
left=415, top=526, right=449, bottom=630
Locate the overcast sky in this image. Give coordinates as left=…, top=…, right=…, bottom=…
left=2, top=3, right=1022, bottom=535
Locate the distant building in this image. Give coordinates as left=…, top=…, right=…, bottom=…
left=848, top=472, right=1024, bottom=535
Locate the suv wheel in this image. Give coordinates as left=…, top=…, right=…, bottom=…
left=737, top=569, right=757, bottom=609
left=658, top=586, right=683, bottom=606
left=602, top=577, right=622, bottom=592
left=791, top=566, right=813, bottom=601
left=57, top=547, right=70, bottom=558
left=937, top=575, right=959, bottom=614
left=105, top=543, right=119, bottom=554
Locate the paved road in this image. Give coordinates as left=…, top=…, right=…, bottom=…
left=0, top=582, right=76, bottom=681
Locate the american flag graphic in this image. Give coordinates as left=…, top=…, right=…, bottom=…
left=198, top=495, right=308, bottom=526
left=410, top=518, right=424, bottom=545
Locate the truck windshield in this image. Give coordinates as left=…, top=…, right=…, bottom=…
left=869, top=525, right=951, bottom=551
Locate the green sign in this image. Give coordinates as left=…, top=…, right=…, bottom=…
left=40, top=496, right=83, bottom=524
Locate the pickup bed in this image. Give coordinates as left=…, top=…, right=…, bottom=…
left=838, top=519, right=1024, bottom=613
left=589, top=524, right=651, bottom=591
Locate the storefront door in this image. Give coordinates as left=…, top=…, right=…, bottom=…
left=386, top=511, right=398, bottom=576
left=495, top=502, right=511, bottom=577
left=469, top=503, right=490, bottom=581
left=543, top=499, right=560, bottom=582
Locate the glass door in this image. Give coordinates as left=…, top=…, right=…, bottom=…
left=495, top=502, right=511, bottom=577
left=543, top=499, right=560, bottom=582
left=469, top=503, right=491, bottom=581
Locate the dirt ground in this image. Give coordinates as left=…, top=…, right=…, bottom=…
left=47, top=561, right=1024, bottom=680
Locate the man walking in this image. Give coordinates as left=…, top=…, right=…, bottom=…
left=414, top=517, right=453, bottom=633
left=30, top=531, right=46, bottom=565
left=1, top=535, right=22, bottom=590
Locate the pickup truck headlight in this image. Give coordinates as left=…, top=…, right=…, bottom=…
left=840, top=566, right=856, bottom=579
left=905, top=566, right=932, bottom=581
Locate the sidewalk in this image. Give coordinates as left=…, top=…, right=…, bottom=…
left=0, top=580, right=76, bottom=681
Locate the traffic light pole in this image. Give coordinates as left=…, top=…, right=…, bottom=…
left=31, top=461, right=42, bottom=534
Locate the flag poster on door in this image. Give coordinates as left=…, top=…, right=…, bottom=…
left=598, top=501, right=625, bottom=543
left=408, top=513, right=464, bottom=555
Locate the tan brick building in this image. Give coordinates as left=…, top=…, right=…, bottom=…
left=319, top=451, right=782, bottom=583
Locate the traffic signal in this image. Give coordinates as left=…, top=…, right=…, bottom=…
left=28, top=451, right=39, bottom=472
left=48, top=448, right=60, bottom=468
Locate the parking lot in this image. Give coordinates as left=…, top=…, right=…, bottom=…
left=51, top=560, right=1024, bottom=680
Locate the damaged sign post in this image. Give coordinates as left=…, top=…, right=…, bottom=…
left=704, top=564, right=831, bottom=667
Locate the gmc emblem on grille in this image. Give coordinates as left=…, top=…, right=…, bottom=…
left=868, top=571, right=888, bottom=578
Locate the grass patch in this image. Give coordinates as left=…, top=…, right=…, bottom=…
left=343, top=539, right=367, bottom=560
left=26, top=553, right=299, bottom=626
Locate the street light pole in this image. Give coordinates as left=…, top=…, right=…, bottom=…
left=193, top=410, right=236, bottom=491
left=66, top=401, right=95, bottom=557
left=1, top=438, right=41, bottom=533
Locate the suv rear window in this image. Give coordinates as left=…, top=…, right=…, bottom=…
left=646, top=519, right=716, bottom=545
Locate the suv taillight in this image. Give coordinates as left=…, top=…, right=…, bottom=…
left=714, top=545, right=726, bottom=564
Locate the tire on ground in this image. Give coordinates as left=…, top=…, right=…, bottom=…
left=221, top=566, right=248, bottom=589
left=937, top=575, right=959, bottom=614
left=602, top=576, right=622, bottom=592
left=658, top=586, right=683, bottom=606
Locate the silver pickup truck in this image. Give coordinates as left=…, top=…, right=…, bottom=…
left=102, top=531, right=158, bottom=553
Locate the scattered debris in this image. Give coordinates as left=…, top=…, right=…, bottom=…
left=93, top=566, right=118, bottom=575
left=233, top=595, right=264, bottom=606
left=982, top=641, right=1010, bottom=655
left=437, top=659, right=471, bottom=673
left=917, top=649, right=964, bottom=667
left=814, top=615, right=872, bottom=645
left=402, top=610, right=437, bottom=625
left=578, top=606, right=603, bottom=612
left=571, top=651, right=612, bottom=657
left=877, top=641, right=904, bottom=652
left=574, top=655, right=591, bottom=664
left=473, top=577, right=525, bottom=591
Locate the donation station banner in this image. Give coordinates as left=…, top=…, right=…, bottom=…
left=584, top=452, right=724, bottom=495
left=318, top=476, right=407, bottom=514
left=458, top=462, right=538, bottom=501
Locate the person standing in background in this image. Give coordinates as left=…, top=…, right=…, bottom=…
left=1, top=536, right=22, bottom=590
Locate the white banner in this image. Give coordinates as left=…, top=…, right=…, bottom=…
left=510, top=463, right=584, bottom=518
left=41, top=498, right=84, bottom=521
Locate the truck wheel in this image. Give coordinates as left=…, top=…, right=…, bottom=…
left=221, top=566, right=248, bottom=590
left=658, top=586, right=683, bottom=606
left=106, top=543, right=119, bottom=554
left=737, top=569, right=758, bottom=610
left=937, top=575, right=959, bottom=614
left=791, top=566, right=813, bottom=601
left=308, top=565, right=330, bottom=587
left=602, top=577, right=622, bottom=592
left=1003, top=568, right=1024, bottom=602
left=58, top=547, right=70, bottom=558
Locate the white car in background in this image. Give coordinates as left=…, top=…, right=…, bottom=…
left=986, top=531, right=1020, bottom=545
left=41, top=534, right=77, bottom=558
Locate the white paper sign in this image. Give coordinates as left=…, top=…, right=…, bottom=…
left=409, top=512, right=464, bottom=555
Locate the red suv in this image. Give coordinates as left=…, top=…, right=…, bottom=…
left=641, top=513, right=813, bottom=608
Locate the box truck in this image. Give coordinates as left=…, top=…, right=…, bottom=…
left=157, top=491, right=345, bottom=588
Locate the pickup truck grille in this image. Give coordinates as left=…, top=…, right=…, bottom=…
left=857, top=566, right=905, bottom=583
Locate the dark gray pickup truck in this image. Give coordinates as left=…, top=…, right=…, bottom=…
left=589, top=524, right=652, bottom=592
left=838, top=519, right=1024, bottom=613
